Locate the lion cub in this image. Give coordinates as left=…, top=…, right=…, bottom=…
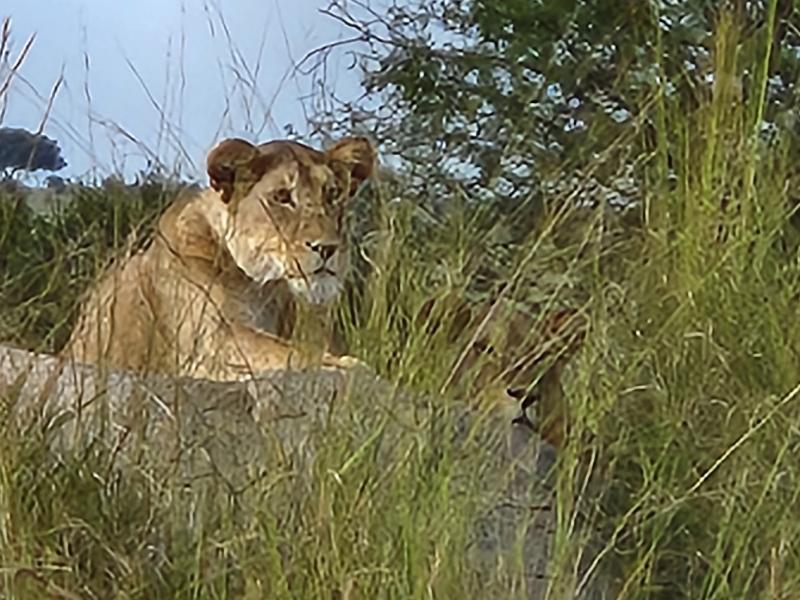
left=63, top=136, right=375, bottom=380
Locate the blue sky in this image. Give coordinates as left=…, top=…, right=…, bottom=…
left=2, top=1, right=365, bottom=181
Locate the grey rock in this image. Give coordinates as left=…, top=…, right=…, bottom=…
left=0, top=344, right=613, bottom=598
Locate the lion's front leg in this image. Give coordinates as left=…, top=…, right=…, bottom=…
left=209, top=323, right=364, bottom=379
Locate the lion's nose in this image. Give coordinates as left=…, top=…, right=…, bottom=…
left=307, top=242, right=337, bottom=261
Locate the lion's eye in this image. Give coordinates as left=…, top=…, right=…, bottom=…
left=325, top=183, right=343, bottom=205
left=473, top=342, right=495, bottom=355
left=273, top=188, right=295, bottom=207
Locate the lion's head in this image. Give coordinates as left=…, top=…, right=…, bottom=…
left=204, top=136, right=375, bottom=304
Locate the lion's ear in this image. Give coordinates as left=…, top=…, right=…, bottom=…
left=326, top=136, right=376, bottom=196
left=206, top=138, right=260, bottom=203
left=415, top=294, right=473, bottom=343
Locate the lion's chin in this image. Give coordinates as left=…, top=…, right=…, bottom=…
left=239, top=256, right=286, bottom=286
left=287, top=273, right=342, bottom=305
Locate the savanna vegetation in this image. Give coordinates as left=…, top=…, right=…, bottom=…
left=2, top=1, right=800, bottom=597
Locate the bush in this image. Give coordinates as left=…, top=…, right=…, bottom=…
left=0, top=180, right=177, bottom=351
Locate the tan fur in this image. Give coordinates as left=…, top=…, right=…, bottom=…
left=417, top=295, right=587, bottom=449
left=62, top=137, right=376, bottom=380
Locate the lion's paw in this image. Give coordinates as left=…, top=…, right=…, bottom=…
left=322, top=353, right=368, bottom=370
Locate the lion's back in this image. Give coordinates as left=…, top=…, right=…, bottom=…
left=62, top=246, right=164, bottom=371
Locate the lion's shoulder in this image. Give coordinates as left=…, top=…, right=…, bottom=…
left=150, top=187, right=231, bottom=268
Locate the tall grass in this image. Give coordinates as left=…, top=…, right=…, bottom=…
left=2, top=9, right=800, bottom=600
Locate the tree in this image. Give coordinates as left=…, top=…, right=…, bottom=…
left=316, top=0, right=799, bottom=225
left=0, top=127, right=67, bottom=178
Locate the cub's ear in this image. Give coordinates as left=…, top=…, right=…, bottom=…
left=206, top=138, right=260, bottom=203
left=325, top=136, right=376, bottom=196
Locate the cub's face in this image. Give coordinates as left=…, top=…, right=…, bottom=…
left=206, top=137, right=375, bottom=304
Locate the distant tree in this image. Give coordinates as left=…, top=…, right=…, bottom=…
left=0, top=127, right=67, bottom=178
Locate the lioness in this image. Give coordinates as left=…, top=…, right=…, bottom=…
left=62, top=136, right=375, bottom=380
left=416, top=295, right=587, bottom=449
